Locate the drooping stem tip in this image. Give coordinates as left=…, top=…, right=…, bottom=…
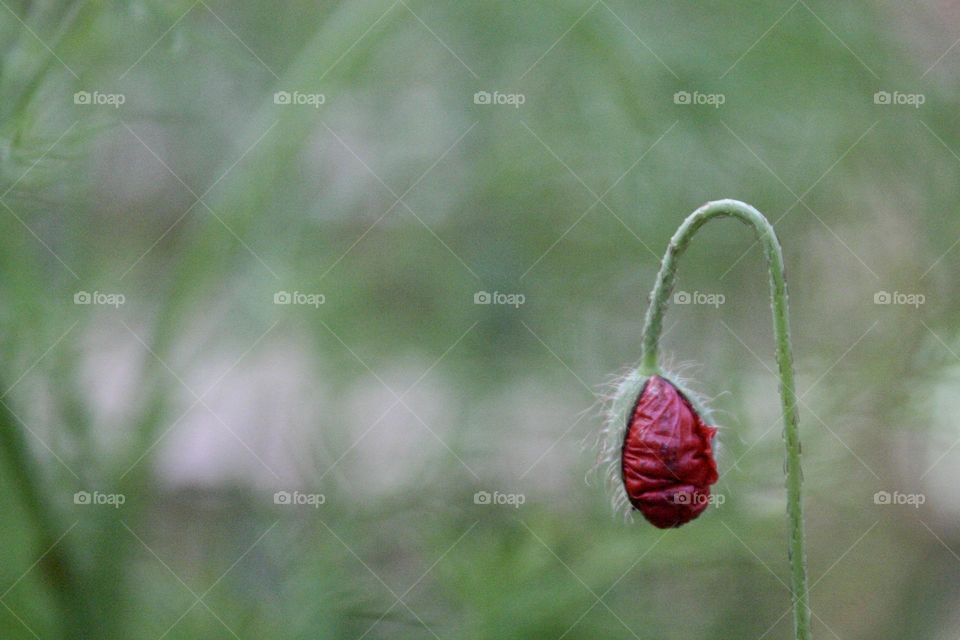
left=639, top=199, right=810, bottom=640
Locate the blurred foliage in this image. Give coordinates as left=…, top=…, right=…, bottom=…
left=1, top=1, right=960, bottom=638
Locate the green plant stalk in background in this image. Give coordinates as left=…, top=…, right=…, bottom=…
left=639, top=199, right=811, bottom=640
left=0, top=398, right=96, bottom=639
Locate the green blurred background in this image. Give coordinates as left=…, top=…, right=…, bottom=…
left=0, top=1, right=958, bottom=638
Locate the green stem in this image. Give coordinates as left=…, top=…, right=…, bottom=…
left=639, top=199, right=810, bottom=640
left=0, top=398, right=96, bottom=639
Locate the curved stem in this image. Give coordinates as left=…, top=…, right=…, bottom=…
left=640, top=199, right=810, bottom=640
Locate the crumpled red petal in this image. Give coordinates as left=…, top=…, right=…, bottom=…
left=621, top=375, right=719, bottom=528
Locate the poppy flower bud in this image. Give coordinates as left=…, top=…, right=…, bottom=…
left=621, top=375, right=718, bottom=528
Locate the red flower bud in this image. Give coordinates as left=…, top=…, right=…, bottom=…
left=621, top=375, right=719, bottom=528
